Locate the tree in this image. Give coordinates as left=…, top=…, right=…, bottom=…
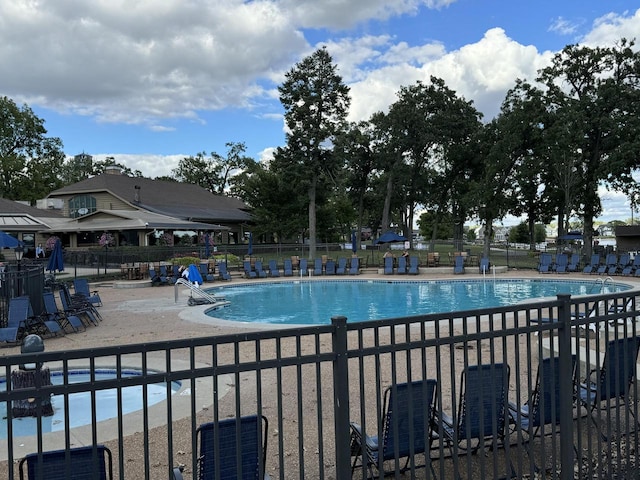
left=0, top=96, right=65, bottom=201
left=173, top=142, right=253, bottom=195
left=536, top=39, right=640, bottom=258
left=277, top=47, right=350, bottom=259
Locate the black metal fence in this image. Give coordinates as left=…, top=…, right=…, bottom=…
left=1, top=289, right=639, bottom=479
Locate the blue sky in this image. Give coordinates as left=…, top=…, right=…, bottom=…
left=1, top=1, right=639, bottom=223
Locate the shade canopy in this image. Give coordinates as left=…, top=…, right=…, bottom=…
left=47, top=238, right=64, bottom=272
left=0, top=231, right=22, bottom=248
left=374, top=231, right=408, bottom=245
left=247, top=232, right=253, bottom=256
left=557, top=231, right=583, bottom=241
left=351, top=231, right=357, bottom=253
left=187, top=264, right=204, bottom=284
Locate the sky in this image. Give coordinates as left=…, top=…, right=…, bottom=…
left=1, top=1, right=639, bottom=225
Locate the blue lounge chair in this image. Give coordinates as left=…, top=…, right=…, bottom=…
left=25, top=295, right=63, bottom=339
left=439, top=363, right=513, bottom=475
left=538, top=253, right=552, bottom=273
left=0, top=296, right=32, bottom=344
left=244, top=260, right=257, bottom=278
left=383, top=256, right=393, bottom=275
left=196, top=415, right=270, bottom=480
left=617, top=253, right=631, bottom=274
left=396, top=256, right=407, bottom=274
left=254, top=260, right=268, bottom=278
left=42, top=291, right=84, bottom=333
left=217, top=262, right=231, bottom=281
left=199, top=263, right=215, bottom=282
left=583, top=254, right=600, bottom=274
left=453, top=255, right=465, bottom=274
left=577, top=336, right=640, bottom=441
left=350, top=380, right=438, bottom=478
left=299, top=258, right=308, bottom=276
left=268, top=259, right=280, bottom=277
left=622, top=256, right=640, bottom=276
left=479, top=257, right=490, bottom=274
left=313, top=258, right=323, bottom=276
left=348, top=257, right=360, bottom=275
left=20, top=445, right=113, bottom=480
left=73, top=278, right=102, bottom=307
left=603, top=253, right=618, bottom=275
left=59, top=286, right=100, bottom=327
left=325, top=259, right=336, bottom=275
left=567, top=254, right=580, bottom=272
left=336, top=257, right=347, bottom=275
left=509, top=356, right=576, bottom=471
left=554, top=253, right=568, bottom=273
left=149, top=268, right=169, bottom=286
left=283, top=259, right=293, bottom=276
left=408, top=256, right=419, bottom=275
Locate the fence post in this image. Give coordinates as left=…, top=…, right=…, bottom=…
left=556, top=294, right=574, bottom=480
left=331, top=315, right=351, bottom=478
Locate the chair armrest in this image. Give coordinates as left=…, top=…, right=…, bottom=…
left=172, top=466, right=184, bottom=480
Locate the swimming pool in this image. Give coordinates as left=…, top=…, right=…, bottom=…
left=206, top=278, right=631, bottom=325
left=0, top=369, right=181, bottom=438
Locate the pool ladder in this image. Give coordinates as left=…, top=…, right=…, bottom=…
left=174, top=278, right=227, bottom=305
left=590, top=276, right=614, bottom=293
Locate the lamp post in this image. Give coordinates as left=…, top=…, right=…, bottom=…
left=15, top=245, right=24, bottom=271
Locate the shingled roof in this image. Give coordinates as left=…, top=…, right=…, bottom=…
left=0, top=197, right=64, bottom=231
left=48, top=174, right=252, bottom=224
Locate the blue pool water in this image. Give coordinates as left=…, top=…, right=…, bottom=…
left=0, top=369, right=181, bottom=438
left=207, top=279, right=630, bottom=325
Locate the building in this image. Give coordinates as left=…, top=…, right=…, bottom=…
left=43, top=169, right=252, bottom=248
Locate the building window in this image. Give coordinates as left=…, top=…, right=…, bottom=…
left=69, top=195, right=96, bottom=218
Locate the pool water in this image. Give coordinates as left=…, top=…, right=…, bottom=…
left=207, top=279, right=630, bottom=325
left=0, top=369, right=181, bottom=438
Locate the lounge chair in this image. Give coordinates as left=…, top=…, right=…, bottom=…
left=217, top=262, right=231, bottom=281
left=20, top=445, right=113, bottom=480
left=350, top=380, right=438, bottom=478
left=59, top=284, right=100, bottom=326
left=567, top=254, right=580, bottom=272
left=254, top=260, right=268, bottom=278
left=603, top=253, right=618, bottom=275
left=196, top=415, right=270, bottom=479
left=299, top=258, right=308, bottom=276
left=336, top=257, right=347, bottom=275
left=72, top=278, right=102, bottom=307
left=149, top=268, right=169, bottom=286
left=348, top=257, right=360, bottom=275
left=42, top=291, right=84, bottom=333
left=617, top=253, right=631, bottom=274
left=582, top=254, right=600, bottom=274
left=577, top=336, right=640, bottom=441
left=509, top=356, right=576, bottom=471
left=538, top=253, right=553, bottom=273
left=479, top=257, right=490, bottom=274
left=243, top=260, right=257, bottom=279
left=408, top=256, right=419, bottom=275
left=453, top=255, right=465, bottom=274
left=199, top=263, right=215, bottom=282
left=622, top=256, right=640, bottom=276
left=554, top=253, right=568, bottom=273
left=24, top=296, right=64, bottom=339
left=283, top=259, right=293, bottom=276
left=313, top=258, right=323, bottom=276
left=396, top=256, right=407, bottom=274
left=0, top=296, right=33, bottom=344
left=439, top=362, right=511, bottom=455
left=325, top=259, right=336, bottom=275
left=268, top=259, right=280, bottom=277
left=383, top=256, right=393, bottom=275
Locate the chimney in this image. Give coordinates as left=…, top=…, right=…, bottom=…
left=134, top=185, right=141, bottom=203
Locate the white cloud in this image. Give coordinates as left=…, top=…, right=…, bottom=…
left=548, top=17, right=581, bottom=36
left=581, top=8, right=640, bottom=47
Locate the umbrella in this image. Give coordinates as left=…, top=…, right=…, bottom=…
left=187, top=264, right=204, bottom=285
left=0, top=231, right=21, bottom=248
left=374, top=231, right=408, bottom=245
left=47, top=238, right=64, bottom=272
left=204, top=233, right=211, bottom=257
left=351, top=231, right=357, bottom=254
left=248, top=232, right=253, bottom=256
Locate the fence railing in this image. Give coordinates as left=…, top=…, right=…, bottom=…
left=1, top=289, right=639, bottom=479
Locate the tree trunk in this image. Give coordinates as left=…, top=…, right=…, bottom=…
left=308, top=175, right=317, bottom=260
left=381, top=172, right=393, bottom=234
left=483, top=219, right=493, bottom=259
